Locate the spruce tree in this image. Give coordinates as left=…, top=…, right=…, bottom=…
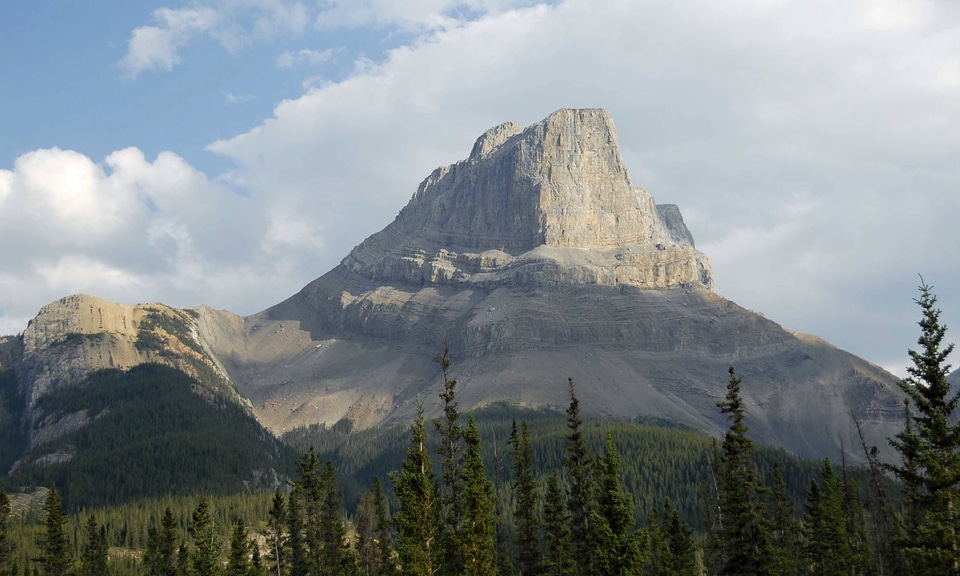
left=709, top=367, right=774, bottom=576
left=39, top=485, right=71, bottom=576
left=511, top=421, right=541, bottom=576
left=562, top=379, right=593, bottom=576
left=646, top=499, right=697, bottom=576
left=372, top=477, right=394, bottom=576
left=767, top=465, right=800, bottom=576
left=176, top=542, right=190, bottom=576
left=802, top=461, right=852, bottom=576
left=267, top=490, right=286, bottom=576
left=391, top=402, right=440, bottom=576
left=250, top=546, right=265, bottom=576
left=460, top=417, right=496, bottom=576
left=145, top=508, right=179, bottom=576
left=542, top=474, right=573, bottom=576
left=78, top=515, right=108, bottom=576
left=226, top=518, right=251, bottom=576
left=591, top=432, right=646, bottom=576
left=318, top=462, right=358, bottom=576
left=190, top=496, right=222, bottom=576
left=358, top=477, right=394, bottom=576
left=287, top=488, right=309, bottom=576
left=435, top=346, right=464, bottom=576
left=887, top=280, right=960, bottom=575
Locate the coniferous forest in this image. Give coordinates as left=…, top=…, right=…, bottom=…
left=0, top=282, right=957, bottom=576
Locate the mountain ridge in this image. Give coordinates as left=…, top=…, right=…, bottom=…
left=2, top=108, right=906, bottom=467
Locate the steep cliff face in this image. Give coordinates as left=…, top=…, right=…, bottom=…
left=341, top=109, right=714, bottom=292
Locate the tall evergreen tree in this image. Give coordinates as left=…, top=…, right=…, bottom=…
left=645, top=499, right=696, bottom=576
left=249, top=547, right=265, bottom=576
left=591, top=432, right=646, bottom=576
left=358, top=477, right=394, bottom=576
left=145, top=508, right=179, bottom=576
left=562, top=379, right=593, bottom=576
left=802, top=461, right=853, bottom=576
left=391, top=402, right=440, bottom=576
left=542, top=474, right=573, bottom=576
left=296, top=447, right=325, bottom=576
left=78, top=515, right=109, bottom=576
left=190, top=496, right=222, bottom=576
left=266, top=491, right=286, bottom=576
left=318, top=462, right=358, bottom=576
left=887, top=280, right=960, bottom=575
left=708, top=367, right=774, bottom=576
left=226, top=518, right=251, bottom=576
left=511, top=421, right=541, bottom=576
left=39, top=485, right=71, bottom=576
left=460, top=417, right=496, bottom=576
left=435, top=346, right=465, bottom=576
left=287, top=488, right=309, bottom=576
left=767, top=465, right=801, bottom=576
left=372, top=477, right=394, bottom=576
left=176, top=542, right=190, bottom=576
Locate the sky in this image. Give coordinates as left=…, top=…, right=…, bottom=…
left=1, top=0, right=958, bottom=376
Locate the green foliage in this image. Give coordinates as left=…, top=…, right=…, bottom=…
left=887, top=280, right=960, bottom=575
left=190, top=496, right=222, bottom=576
left=391, top=403, right=440, bottom=576
left=460, top=418, right=495, bottom=576
left=0, top=370, right=26, bottom=474
left=562, top=380, right=593, bottom=576
left=591, top=433, right=647, bottom=576
left=510, top=422, right=540, bottom=576
left=226, top=517, right=250, bottom=576
left=40, top=486, right=71, bottom=576
left=645, top=500, right=697, bottom=576
left=542, top=474, right=573, bottom=576
left=78, top=515, right=109, bottom=576
left=4, top=364, right=297, bottom=510
left=0, top=492, right=14, bottom=576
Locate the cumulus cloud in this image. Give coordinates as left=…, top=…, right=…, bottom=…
left=119, top=0, right=309, bottom=77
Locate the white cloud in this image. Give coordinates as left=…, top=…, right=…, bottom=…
left=275, top=48, right=334, bottom=69
left=226, top=93, right=256, bottom=104
left=119, top=1, right=309, bottom=77
left=119, top=8, right=218, bottom=77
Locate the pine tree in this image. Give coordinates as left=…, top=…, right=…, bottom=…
left=708, top=367, right=774, bottom=576
left=287, top=488, right=309, bottom=576
left=296, top=447, right=325, bottom=576
left=39, top=485, right=71, bottom=576
left=226, top=518, right=251, bottom=576
left=434, top=346, right=464, bottom=576
left=802, top=461, right=852, bottom=576
left=562, top=379, right=593, bottom=576
left=391, top=402, right=440, bottom=576
left=511, top=421, right=541, bottom=576
left=358, top=477, right=394, bottom=576
left=145, top=508, right=179, bottom=576
left=645, top=499, right=696, bottom=576
left=267, top=491, right=286, bottom=576
left=0, top=493, right=14, bottom=576
left=318, top=462, right=358, bottom=576
left=459, top=417, right=496, bottom=576
left=78, top=515, right=108, bottom=576
left=176, top=542, right=190, bottom=576
left=542, top=474, right=573, bottom=576
left=591, top=432, right=646, bottom=576
left=767, top=465, right=800, bottom=576
left=190, top=496, right=222, bottom=576
left=887, top=280, right=960, bottom=575
left=250, top=546, right=265, bottom=576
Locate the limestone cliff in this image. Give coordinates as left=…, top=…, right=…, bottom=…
left=342, top=109, right=714, bottom=292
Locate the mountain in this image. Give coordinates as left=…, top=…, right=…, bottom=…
left=3, top=108, right=904, bottom=468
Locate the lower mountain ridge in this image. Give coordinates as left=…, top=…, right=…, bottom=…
left=0, top=108, right=907, bottom=483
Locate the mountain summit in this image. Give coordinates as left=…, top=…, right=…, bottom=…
left=7, top=108, right=904, bottom=465
left=344, top=108, right=714, bottom=291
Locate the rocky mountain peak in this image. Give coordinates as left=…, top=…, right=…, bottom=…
left=342, top=108, right=715, bottom=291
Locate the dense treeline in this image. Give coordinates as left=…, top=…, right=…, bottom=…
left=0, top=364, right=298, bottom=509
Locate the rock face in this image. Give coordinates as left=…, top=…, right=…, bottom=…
left=343, top=109, right=714, bottom=292
left=7, top=108, right=906, bottom=464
